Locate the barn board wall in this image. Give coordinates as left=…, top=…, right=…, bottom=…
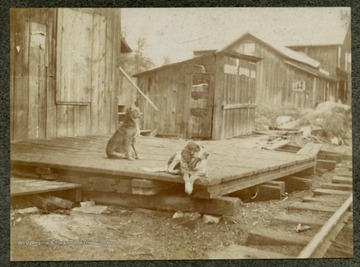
left=227, top=35, right=338, bottom=109
left=10, top=9, right=57, bottom=140
left=292, top=46, right=338, bottom=77
left=11, top=8, right=127, bottom=141
left=136, top=54, right=216, bottom=138
left=218, top=54, right=257, bottom=139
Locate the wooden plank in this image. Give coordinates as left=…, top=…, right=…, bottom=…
left=287, top=202, right=339, bottom=213
left=56, top=105, right=68, bottom=137
left=297, top=143, right=323, bottom=157
left=11, top=177, right=81, bottom=196
left=338, top=172, right=352, bottom=178
left=211, top=55, right=224, bottom=140
left=302, top=196, right=348, bottom=205
left=66, top=105, right=74, bottom=136
left=313, top=188, right=351, bottom=197
left=91, top=13, right=100, bottom=134
left=332, top=177, right=352, bottom=185
left=91, top=192, right=240, bottom=216
left=207, top=160, right=315, bottom=198
left=108, top=9, right=116, bottom=133
left=97, top=14, right=107, bottom=134
left=37, top=23, right=47, bottom=139
left=251, top=181, right=285, bottom=201
left=45, top=10, right=56, bottom=138
left=46, top=77, right=57, bottom=138
left=277, top=176, right=313, bottom=192
left=263, top=140, right=291, bottom=150
left=317, top=153, right=342, bottom=163
left=28, top=22, right=46, bottom=139
left=298, top=195, right=352, bottom=258
left=270, top=213, right=326, bottom=227
left=119, top=66, right=159, bottom=112
left=222, top=103, right=257, bottom=110
left=11, top=136, right=316, bottom=191
left=246, top=228, right=311, bottom=246
left=316, top=159, right=336, bottom=170
left=321, top=183, right=352, bottom=191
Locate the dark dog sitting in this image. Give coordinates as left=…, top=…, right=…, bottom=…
left=105, top=107, right=142, bottom=160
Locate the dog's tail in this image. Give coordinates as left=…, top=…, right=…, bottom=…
left=142, top=167, right=167, bottom=173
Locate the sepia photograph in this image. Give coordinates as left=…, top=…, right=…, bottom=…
left=9, top=7, right=353, bottom=261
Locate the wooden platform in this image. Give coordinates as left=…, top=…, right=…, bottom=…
left=11, top=135, right=315, bottom=199
left=11, top=177, right=81, bottom=197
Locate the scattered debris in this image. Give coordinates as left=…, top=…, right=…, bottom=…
left=279, top=101, right=351, bottom=144
left=72, top=205, right=108, bottom=214
left=13, top=207, right=40, bottom=215
left=80, top=200, right=96, bottom=207
left=72, top=203, right=108, bottom=214
left=275, top=116, right=292, bottom=128
left=300, top=126, right=312, bottom=137
left=172, top=211, right=201, bottom=220
left=331, top=136, right=343, bottom=146
left=203, top=215, right=221, bottom=224
left=295, top=223, right=312, bottom=233
left=172, top=211, right=202, bottom=229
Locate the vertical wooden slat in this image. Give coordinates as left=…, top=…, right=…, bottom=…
left=212, top=54, right=224, bottom=140
left=28, top=23, right=41, bottom=138
left=66, top=105, right=74, bottom=136
left=11, top=10, right=29, bottom=140
left=97, top=14, right=107, bottom=133
left=57, top=9, right=92, bottom=104
left=106, top=9, right=115, bottom=133
left=38, top=39, right=47, bottom=139
left=183, top=74, right=192, bottom=138
left=46, top=9, right=57, bottom=138
left=56, top=8, right=63, bottom=103
left=91, top=13, right=100, bottom=134
left=57, top=105, right=67, bottom=137
left=73, top=105, right=80, bottom=136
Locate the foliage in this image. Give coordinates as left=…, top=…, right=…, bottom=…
left=119, top=37, right=155, bottom=76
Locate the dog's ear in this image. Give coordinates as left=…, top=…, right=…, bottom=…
left=181, top=142, right=200, bottom=163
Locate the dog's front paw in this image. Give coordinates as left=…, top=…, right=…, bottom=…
left=185, top=182, right=194, bottom=195
left=135, top=155, right=140, bottom=160
left=168, top=169, right=180, bottom=174
left=127, top=157, right=136, bottom=161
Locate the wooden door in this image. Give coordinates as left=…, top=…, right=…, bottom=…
left=28, top=22, right=48, bottom=138
left=187, top=74, right=214, bottom=139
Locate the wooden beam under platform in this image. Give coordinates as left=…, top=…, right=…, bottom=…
left=91, top=191, right=241, bottom=216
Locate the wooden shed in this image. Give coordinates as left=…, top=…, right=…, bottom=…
left=222, top=32, right=340, bottom=108
left=10, top=8, right=134, bottom=141
left=134, top=50, right=260, bottom=140
left=287, top=25, right=351, bottom=105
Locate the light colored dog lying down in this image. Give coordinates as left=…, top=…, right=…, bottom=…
left=143, top=142, right=209, bottom=195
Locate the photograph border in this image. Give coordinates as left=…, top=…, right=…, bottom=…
left=1, top=1, right=358, bottom=267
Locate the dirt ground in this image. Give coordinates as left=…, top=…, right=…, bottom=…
left=10, top=144, right=352, bottom=261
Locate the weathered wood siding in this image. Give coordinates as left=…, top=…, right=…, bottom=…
left=137, top=54, right=216, bottom=138
left=136, top=52, right=257, bottom=140
left=292, top=46, right=338, bottom=77
left=10, top=8, right=131, bottom=141
left=212, top=53, right=256, bottom=140
left=227, top=35, right=338, bottom=109
left=10, top=9, right=57, bottom=140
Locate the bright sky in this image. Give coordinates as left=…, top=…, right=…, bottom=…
left=122, top=7, right=350, bottom=67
